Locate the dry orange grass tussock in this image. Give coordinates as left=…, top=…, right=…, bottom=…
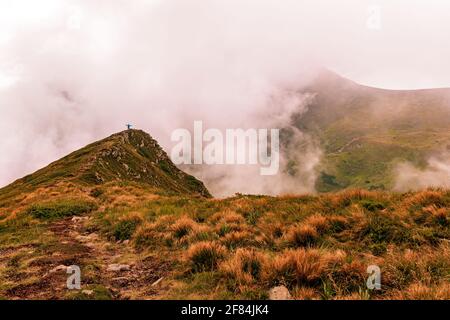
left=264, top=248, right=346, bottom=287
left=220, top=248, right=269, bottom=285
left=389, top=282, right=450, bottom=300
left=171, top=216, right=198, bottom=241
left=291, top=286, right=320, bottom=300
left=186, top=241, right=228, bottom=272
left=422, top=205, right=449, bottom=226
left=330, top=189, right=383, bottom=207
left=401, top=189, right=446, bottom=209
left=285, top=224, right=319, bottom=247
left=220, top=230, right=256, bottom=248
left=303, top=214, right=330, bottom=233
left=208, top=209, right=245, bottom=225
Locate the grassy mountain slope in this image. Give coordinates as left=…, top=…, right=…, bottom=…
left=0, top=128, right=449, bottom=300
left=1, top=82, right=450, bottom=300
left=294, top=71, right=450, bottom=192
left=0, top=130, right=210, bottom=210
left=0, top=187, right=449, bottom=299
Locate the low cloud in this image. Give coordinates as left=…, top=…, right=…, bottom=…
left=183, top=91, right=322, bottom=197
left=394, top=153, right=450, bottom=191
left=2, top=0, right=450, bottom=195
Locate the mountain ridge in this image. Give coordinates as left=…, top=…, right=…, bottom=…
left=293, top=70, right=450, bottom=192
left=0, top=129, right=211, bottom=206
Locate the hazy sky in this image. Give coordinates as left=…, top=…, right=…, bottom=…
left=1, top=0, right=450, bottom=190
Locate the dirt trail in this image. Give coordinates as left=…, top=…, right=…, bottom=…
left=5, top=216, right=172, bottom=300
left=331, top=137, right=362, bottom=154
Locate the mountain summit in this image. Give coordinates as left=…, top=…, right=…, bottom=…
left=1, top=129, right=211, bottom=199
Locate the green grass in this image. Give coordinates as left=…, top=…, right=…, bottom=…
left=291, top=71, right=450, bottom=192
left=112, top=217, right=142, bottom=241
left=0, top=214, right=50, bottom=247
left=1, top=185, right=450, bottom=299
left=66, top=285, right=113, bottom=300
left=0, top=129, right=210, bottom=210
left=26, top=199, right=97, bottom=220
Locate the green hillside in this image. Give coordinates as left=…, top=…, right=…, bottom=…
left=0, top=129, right=210, bottom=209
left=0, top=129, right=448, bottom=300
left=294, top=71, right=450, bottom=192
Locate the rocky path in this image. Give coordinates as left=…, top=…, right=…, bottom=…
left=4, top=216, right=172, bottom=299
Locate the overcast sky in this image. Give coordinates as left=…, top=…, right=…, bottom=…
left=1, top=0, right=450, bottom=189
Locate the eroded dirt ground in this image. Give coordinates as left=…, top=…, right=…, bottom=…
left=0, top=217, right=173, bottom=300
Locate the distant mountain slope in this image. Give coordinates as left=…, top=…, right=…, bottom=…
left=0, top=129, right=210, bottom=204
left=294, top=70, right=450, bottom=192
